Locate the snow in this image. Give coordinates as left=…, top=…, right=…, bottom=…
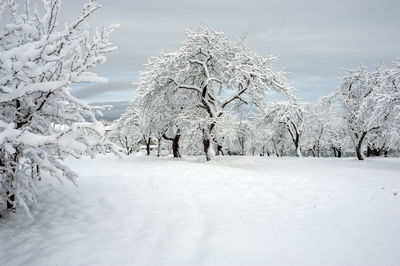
left=1, top=155, right=400, bottom=266
left=0, top=80, right=68, bottom=103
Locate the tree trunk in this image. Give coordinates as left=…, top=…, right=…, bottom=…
left=355, top=132, right=367, bottom=160
left=274, top=145, right=280, bottom=157
left=7, top=152, right=18, bottom=211
left=311, top=148, right=316, bottom=157
left=172, top=134, right=181, bottom=158
left=0, top=151, right=14, bottom=211
left=145, top=137, right=151, bottom=156
left=31, top=164, right=40, bottom=181
left=356, top=145, right=363, bottom=160
left=6, top=193, right=15, bottom=210
left=157, top=137, right=162, bottom=157
left=203, top=137, right=216, bottom=161
left=238, top=136, right=245, bottom=156
left=216, top=144, right=224, bottom=156
left=203, top=138, right=211, bottom=161
left=163, top=130, right=181, bottom=158
left=294, top=133, right=301, bottom=157
left=332, top=147, right=337, bottom=157
left=295, top=145, right=301, bottom=157
left=367, top=146, right=381, bottom=157
left=337, top=148, right=342, bottom=158
left=202, top=125, right=216, bottom=161
left=367, top=146, right=372, bottom=157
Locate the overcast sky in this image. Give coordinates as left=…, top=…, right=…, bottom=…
left=51, top=0, right=400, bottom=102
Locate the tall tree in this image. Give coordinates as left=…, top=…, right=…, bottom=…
left=136, top=28, right=292, bottom=161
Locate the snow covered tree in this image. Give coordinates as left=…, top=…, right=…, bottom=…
left=0, top=0, right=118, bottom=213
left=109, top=107, right=141, bottom=155
left=212, top=112, right=255, bottom=156
left=236, top=117, right=253, bottom=156
left=269, top=123, right=293, bottom=157
left=300, top=98, right=351, bottom=158
left=246, top=124, right=261, bottom=156
left=336, top=66, right=371, bottom=160
left=253, top=112, right=292, bottom=157
left=134, top=53, right=199, bottom=158
left=335, top=64, right=399, bottom=160
left=138, top=105, right=165, bottom=157
left=213, top=113, right=239, bottom=155
left=116, top=106, right=154, bottom=156
left=251, top=120, right=271, bottom=156
left=136, top=28, right=292, bottom=161
left=319, top=106, right=350, bottom=158
left=301, top=105, right=325, bottom=157
left=260, top=101, right=305, bottom=157
left=364, top=61, right=400, bottom=155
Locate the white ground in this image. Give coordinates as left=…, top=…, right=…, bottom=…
left=1, top=154, right=400, bottom=266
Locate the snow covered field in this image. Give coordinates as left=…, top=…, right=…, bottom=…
left=1, top=155, right=400, bottom=266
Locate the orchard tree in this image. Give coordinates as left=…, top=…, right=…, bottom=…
left=335, top=65, right=398, bottom=160
left=269, top=123, right=293, bottom=157
left=254, top=114, right=292, bottom=157
left=213, top=112, right=250, bottom=156
left=136, top=28, right=292, bottom=161
left=109, top=108, right=141, bottom=155
left=118, top=106, right=153, bottom=156
left=251, top=121, right=271, bottom=156
left=301, top=104, right=325, bottom=157
left=214, top=113, right=237, bottom=156
left=323, top=108, right=350, bottom=158
left=0, top=0, right=118, bottom=213
left=365, top=61, right=400, bottom=155
left=260, top=101, right=305, bottom=157
left=336, top=66, right=370, bottom=160
left=135, top=54, right=199, bottom=158
left=246, top=123, right=261, bottom=156
left=139, top=106, right=167, bottom=157
left=301, top=99, right=351, bottom=157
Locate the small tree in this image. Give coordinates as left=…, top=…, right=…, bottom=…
left=260, top=101, right=305, bottom=157
left=321, top=107, right=349, bottom=158
left=213, top=112, right=250, bottom=156
left=110, top=108, right=141, bottom=155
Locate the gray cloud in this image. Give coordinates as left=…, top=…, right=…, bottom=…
left=92, top=101, right=131, bottom=122
left=72, top=81, right=136, bottom=99
left=12, top=0, right=400, bottom=101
